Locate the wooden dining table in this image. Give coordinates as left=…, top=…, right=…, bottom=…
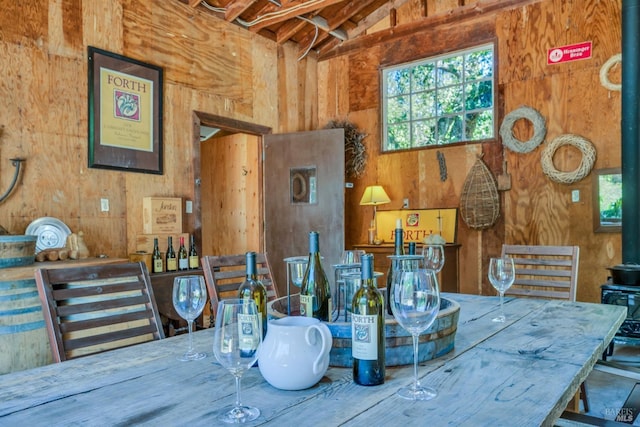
left=0, top=293, right=626, bottom=426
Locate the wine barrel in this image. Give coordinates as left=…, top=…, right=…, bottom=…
left=0, top=235, right=37, bottom=269
left=0, top=278, right=53, bottom=374
left=268, top=294, right=460, bottom=367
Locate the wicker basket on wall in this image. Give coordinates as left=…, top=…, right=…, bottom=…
left=460, top=155, right=500, bottom=230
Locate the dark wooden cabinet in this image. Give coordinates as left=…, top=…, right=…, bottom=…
left=352, top=243, right=460, bottom=293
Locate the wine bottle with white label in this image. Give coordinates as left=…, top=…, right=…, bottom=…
left=237, top=252, right=267, bottom=340
left=351, top=253, right=385, bottom=386
left=300, top=231, right=332, bottom=321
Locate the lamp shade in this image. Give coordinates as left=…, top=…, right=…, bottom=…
left=359, top=185, right=391, bottom=206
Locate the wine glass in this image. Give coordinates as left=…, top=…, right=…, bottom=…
left=172, top=275, right=208, bottom=361
left=422, top=244, right=445, bottom=273
left=390, top=269, right=440, bottom=401
left=488, top=257, right=516, bottom=323
left=213, top=299, right=262, bottom=424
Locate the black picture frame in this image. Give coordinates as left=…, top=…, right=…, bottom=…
left=88, top=46, right=163, bottom=174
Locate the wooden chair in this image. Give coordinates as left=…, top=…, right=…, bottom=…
left=35, top=262, right=165, bottom=362
left=500, top=244, right=587, bottom=412
left=501, top=244, right=580, bottom=301
left=201, top=253, right=279, bottom=320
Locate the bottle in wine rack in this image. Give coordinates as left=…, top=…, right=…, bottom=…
left=152, top=238, right=163, bottom=273
left=188, top=235, right=199, bottom=269
left=300, top=231, right=332, bottom=321
left=178, top=236, right=188, bottom=271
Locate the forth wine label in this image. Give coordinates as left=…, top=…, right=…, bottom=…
left=351, top=314, right=379, bottom=360
left=300, top=294, right=313, bottom=317
left=238, top=313, right=259, bottom=353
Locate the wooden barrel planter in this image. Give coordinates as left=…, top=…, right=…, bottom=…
left=0, top=278, right=53, bottom=374
left=268, top=294, right=460, bottom=367
left=0, top=235, right=37, bottom=269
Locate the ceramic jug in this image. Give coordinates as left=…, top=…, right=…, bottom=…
left=258, top=316, right=332, bottom=390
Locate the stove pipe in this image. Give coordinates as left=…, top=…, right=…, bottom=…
left=621, top=0, right=640, bottom=264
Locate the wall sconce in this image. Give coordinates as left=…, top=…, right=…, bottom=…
left=360, top=185, right=390, bottom=243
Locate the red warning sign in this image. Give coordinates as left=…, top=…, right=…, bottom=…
left=547, top=41, right=592, bottom=65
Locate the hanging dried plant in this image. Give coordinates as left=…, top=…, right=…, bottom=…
left=325, top=119, right=367, bottom=179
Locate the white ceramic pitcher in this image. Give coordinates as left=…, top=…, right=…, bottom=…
left=258, top=316, right=332, bottom=390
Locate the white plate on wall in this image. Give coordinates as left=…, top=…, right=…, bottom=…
left=25, top=217, right=72, bottom=253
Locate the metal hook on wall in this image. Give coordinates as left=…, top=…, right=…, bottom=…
left=0, top=158, right=25, bottom=204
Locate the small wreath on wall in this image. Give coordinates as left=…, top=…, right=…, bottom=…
left=541, top=134, right=596, bottom=184
left=600, top=53, right=622, bottom=91
left=499, top=106, right=547, bottom=153
left=325, top=119, right=367, bottom=178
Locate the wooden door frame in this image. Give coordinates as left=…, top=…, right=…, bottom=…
left=191, top=111, right=272, bottom=254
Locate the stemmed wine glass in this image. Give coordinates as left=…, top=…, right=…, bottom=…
left=213, top=299, right=262, bottom=424
left=172, top=275, right=208, bottom=361
left=390, top=268, right=440, bottom=401
left=422, top=244, right=445, bottom=273
left=488, top=257, right=516, bottom=323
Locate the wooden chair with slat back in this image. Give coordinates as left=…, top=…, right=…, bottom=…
left=201, top=253, right=279, bottom=321
left=500, top=244, right=588, bottom=412
left=35, top=262, right=165, bottom=362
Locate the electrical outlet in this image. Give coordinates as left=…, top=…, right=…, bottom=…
left=571, top=190, right=580, bottom=203
left=403, top=198, right=409, bottom=209
left=100, top=198, right=109, bottom=212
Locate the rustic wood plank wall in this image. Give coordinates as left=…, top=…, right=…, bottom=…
left=0, top=0, right=315, bottom=262
left=318, top=0, right=622, bottom=302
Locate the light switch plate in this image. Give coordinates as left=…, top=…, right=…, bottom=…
left=571, top=190, right=580, bottom=203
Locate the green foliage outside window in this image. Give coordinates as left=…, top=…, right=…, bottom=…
left=383, top=44, right=495, bottom=151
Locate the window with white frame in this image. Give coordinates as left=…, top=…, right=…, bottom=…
left=382, top=43, right=495, bottom=152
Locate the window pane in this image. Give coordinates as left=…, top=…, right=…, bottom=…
left=465, top=111, right=493, bottom=139
left=412, top=91, right=436, bottom=119
left=387, top=68, right=411, bottom=96
left=413, top=119, right=437, bottom=146
left=387, top=95, right=410, bottom=124
left=437, top=85, right=463, bottom=115
left=382, top=43, right=495, bottom=152
left=465, top=81, right=493, bottom=110
left=437, top=56, right=463, bottom=87
left=387, top=123, right=410, bottom=149
left=438, top=115, right=463, bottom=143
left=465, top=49, right=493, bottom=80
left=412, top=63, right=436, bottom=92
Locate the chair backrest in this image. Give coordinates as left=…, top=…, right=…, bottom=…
left=201, top=253, right=279, bottom=319
left=500, top=245, right=580, bottom=301
left=35, top=262, right=165, bottom=362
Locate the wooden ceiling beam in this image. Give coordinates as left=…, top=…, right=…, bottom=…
left=225, top=0, right=259, bottom=22
left=249, top=0, right=346, bottom=32
left=189, top=0, right=204, bottom=6
left=321, top=0, right=543, bottom=60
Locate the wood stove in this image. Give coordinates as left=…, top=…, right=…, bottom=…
left=601, top=282, right=640, bottom=344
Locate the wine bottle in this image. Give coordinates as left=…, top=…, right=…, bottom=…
left=166, top=237, right=177, bottom=272
left=386, top=222, right=404, bottom=315
left=178, top=236, right=188, bottom=270
left=237, top=252, right=268, bottom=340
left=351, top=253, right=385, bottom=386
left=152, top=238, right=163, bottom=273
left=188, top=235, right=199, bottom=269
left=300, top=231, right=332, bottom=321
left=408, top=242, right=416, bottom=255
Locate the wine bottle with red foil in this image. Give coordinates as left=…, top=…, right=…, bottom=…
left=386, top=221, right=404, bottom=315
left=300, top=231, right=332, bottom=321
left=351, top=254, right=385, bottom=386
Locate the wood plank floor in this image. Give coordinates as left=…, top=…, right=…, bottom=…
left=576, top=343, right=640, bottom=425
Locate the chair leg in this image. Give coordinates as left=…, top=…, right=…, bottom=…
left=580, top=382, right=589, bottom=413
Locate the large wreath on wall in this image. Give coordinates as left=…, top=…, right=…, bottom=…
left=325, top=120, right=367, bottom=178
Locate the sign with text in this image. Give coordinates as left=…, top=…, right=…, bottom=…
left=377, top=208, right=458, bottom=243
left=547, top=41, right=592, bottom=65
